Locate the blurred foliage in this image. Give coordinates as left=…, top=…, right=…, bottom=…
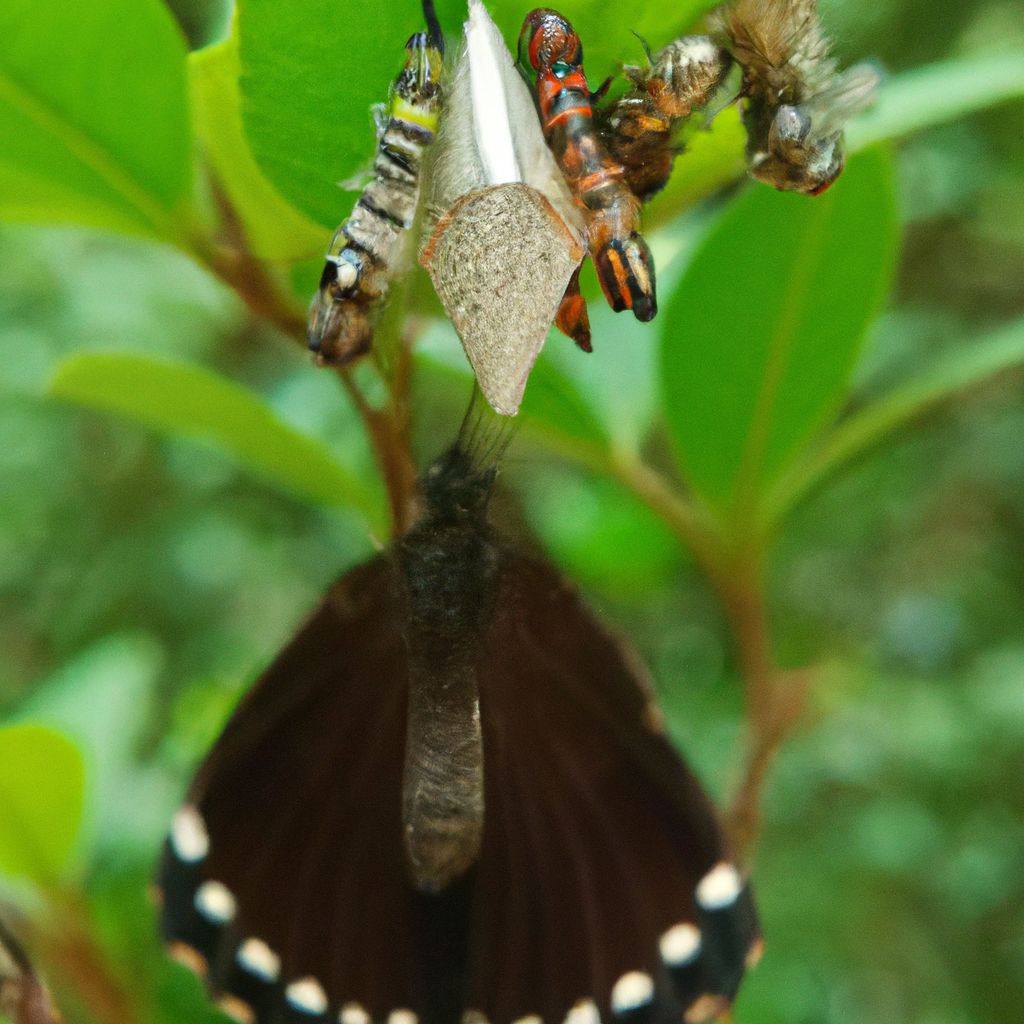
left=1, top=1, right=1023, bottom=1023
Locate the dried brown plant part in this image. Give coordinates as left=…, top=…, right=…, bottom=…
left=421, top=183, right=584, bottom=416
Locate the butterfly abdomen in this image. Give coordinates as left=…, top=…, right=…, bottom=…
left=308, top=32, right=443, bottom=365
left=398, top=444, right=501, bottom=894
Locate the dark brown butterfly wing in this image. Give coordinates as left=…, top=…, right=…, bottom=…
left=467, top=552, right=759, bottom=1024
left=159, top=557, right=473, bottom=1024
left=159, top=552, right=759, bottom=1024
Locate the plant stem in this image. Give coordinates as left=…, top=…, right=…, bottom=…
left=339, top=367, right=416, bottom=535
left=717, top=553, right=807, bottom=863
left=32, top=892, right=139, bottom=1024
left=191, top=186, right=416, bottom=536
left=608, top=454, right=807, bottom=862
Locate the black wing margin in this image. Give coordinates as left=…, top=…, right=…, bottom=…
left=467, top=552, right=761, bottom=1024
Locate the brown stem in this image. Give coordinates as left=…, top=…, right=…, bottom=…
left=720, top=557, right=808, bottom=863
left=192, top=181, right=417, bottom=536
left=339, top=369, right=416, bottom=534
left=31, top=892, right=139, bottom=1024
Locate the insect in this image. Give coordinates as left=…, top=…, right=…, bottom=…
left=157, top=393, right=761, bottom=1024
left=419, top=0, right=587, bottom=415
left=519, top=9, right=658, bottom=335
left=306, top=4, right=444, bottom=366
left=710, top=0, right=878, bottom=194
left=597, top=35, right=733, bottom=203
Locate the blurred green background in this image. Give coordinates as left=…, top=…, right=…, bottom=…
left=1, top=0, right=1023, bottom=1022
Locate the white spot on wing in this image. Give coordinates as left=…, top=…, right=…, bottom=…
left=340, top=1004, right=371, bottom=1024
left=237, top=937, right=280, bottom=981
left=194, top=880, right=235, bottom=923
left=388, top=1011, right=418, bottom=1024
left=611, top=972, right=654, bottom=1013
left=512, top=1017, right=543, bottom=1024
left=171, top=804, right=209, bottom=862
left=659, top=922, right=701, bottom=966
left=695, top=862, right=742, bottom=910
left=565, top=1000, right=600, bottom=1024
left=286, top=977, right=329, bottom=1015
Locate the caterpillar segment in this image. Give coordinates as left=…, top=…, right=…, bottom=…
left=307, top=30, right=444, bottom=365
left=519, top=8, right=658, bottom=341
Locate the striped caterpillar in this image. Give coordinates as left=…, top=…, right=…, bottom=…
left=307, top=10, right=444, bottom=365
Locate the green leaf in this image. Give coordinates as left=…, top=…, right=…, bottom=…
left=649, top=51, right=1024, bottom=227
left=659, top=148, right=899, bottom=523
left=237, top=0, right=464, bottom=227
left=847, top=51, right=1024, bottom=153
left=486, top=0, right=716, bottom=77
left=414, top=321, right=610, bottom=459
left=49, top=353, right=385, bottom=530
left=0, top=0, right=192, bottom=241
left=767, top=317, right=1024, bottom=526
left=189, top=34, right=325, bottom=261
left=517, top=354, right=611, bottom=457
left=17, top=635, right=180, bottom=857
left=0, top=723, right=85, bottom=885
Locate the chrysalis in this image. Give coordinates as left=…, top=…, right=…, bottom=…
left=419, top=1, right=586, bottom=417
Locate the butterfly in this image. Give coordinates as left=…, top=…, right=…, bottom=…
left=710, top=0, right=878, bottom=194
left=157, top=392, right=761, bottom=1024
left=307, top=2, right=445, bottom=366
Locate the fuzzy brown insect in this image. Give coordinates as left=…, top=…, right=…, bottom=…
left=711, top=0, right=877, bottom=194
left=598, top=35, right=732, bottom=203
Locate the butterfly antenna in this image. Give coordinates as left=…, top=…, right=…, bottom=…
left=632, top=29, right=655, bottom=64
left=423, top=0, right=444, bottom=54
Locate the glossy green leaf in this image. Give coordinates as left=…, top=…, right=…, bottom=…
left=518, top=354, right=611, bottom=456
left=415, top=323, right=609, bottom=458
left=649, top=50, right=1024, bottom=228
left=0, top=723, right=85, bottom=885
left=237, top=0, right=465, bottom=227
left=660, top=148, right=899, bottom=520
left=235, top=0, right=716, bottom=228
left=486, top=0, right=716, bottom=77
left=768, top=316, right=1024, bottom=525
left=189, top=35, right=325, bottom=261
left=848, top=51, right=1024, bottom=153
left=0, top=0, right=192, bottom=240
left=49, top=353, right=385, bottom=529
